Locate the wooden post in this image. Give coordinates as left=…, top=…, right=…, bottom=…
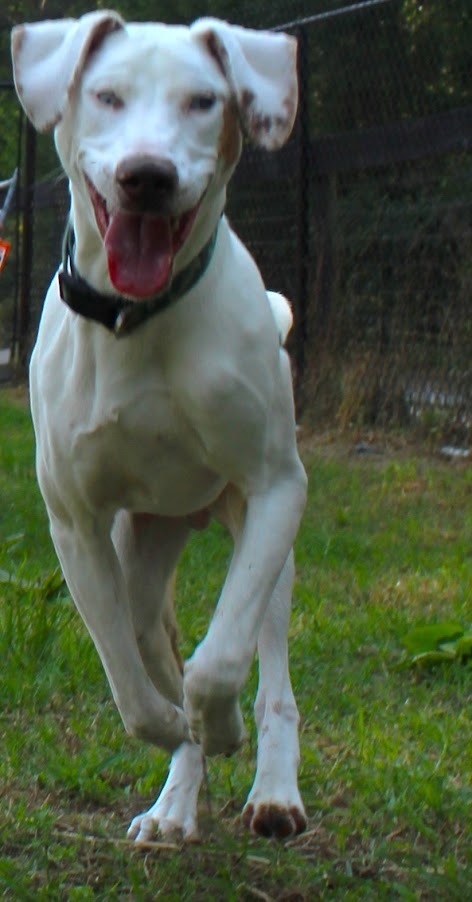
left=312, top=173, right=336, bottom=339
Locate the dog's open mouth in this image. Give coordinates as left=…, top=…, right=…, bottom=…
left=86, top=177, right=199, bottom=299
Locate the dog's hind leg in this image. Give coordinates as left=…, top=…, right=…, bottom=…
left=112, top=511, right=189, bottom=706
left=242, top=551, right=307, bottom=839
left=112, top=511, right=205, bottom=842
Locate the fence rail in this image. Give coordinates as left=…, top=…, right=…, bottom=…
left=310, top=106, right=472, bottom=173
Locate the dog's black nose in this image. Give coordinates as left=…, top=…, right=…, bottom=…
left=116, top=156, right=178, bottom=211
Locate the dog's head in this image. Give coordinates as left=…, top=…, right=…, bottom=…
left=12, top=12, right=298, bottom=299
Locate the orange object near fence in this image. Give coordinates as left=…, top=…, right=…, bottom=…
left=0, top=238, right=11, bottom=272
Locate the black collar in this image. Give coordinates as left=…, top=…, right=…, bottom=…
left=58, top=220, right=219, bottom=337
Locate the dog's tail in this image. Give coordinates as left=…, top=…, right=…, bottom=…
left=267, top=291, right=293, bottom=346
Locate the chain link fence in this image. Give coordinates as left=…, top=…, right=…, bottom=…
left=1, top=1, right=471, bottom=438
left=298, top=1, right=472, bottom=441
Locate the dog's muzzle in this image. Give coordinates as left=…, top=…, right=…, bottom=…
left=86, top=158, right=202, bottom=299
left=115, top=156, right=179, bottom=212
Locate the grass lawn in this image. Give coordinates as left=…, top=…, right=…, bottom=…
left=0, top=386, right=470, bottom=899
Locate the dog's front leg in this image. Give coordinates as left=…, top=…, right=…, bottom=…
left=49, top=516, right=189, bottom=752
left=243, top=550, right=307, bottom=838
left=127, top=740, right=204, bottom=843
left=183, top=464, right=306, bottom=755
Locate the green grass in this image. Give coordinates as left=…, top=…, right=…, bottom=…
left=0, top=388, right=471, bottom=899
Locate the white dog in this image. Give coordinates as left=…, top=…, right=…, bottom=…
left=12, top=11, right=307, bottom=842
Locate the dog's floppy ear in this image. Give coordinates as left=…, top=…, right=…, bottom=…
left=11, top=11, right=125, bottom=132
left=191, top=19, right=298, bottom=151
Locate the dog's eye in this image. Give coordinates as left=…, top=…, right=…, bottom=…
left=96, top=91, right=123, bottom=111
left=189, top=92, right=217, bottom=113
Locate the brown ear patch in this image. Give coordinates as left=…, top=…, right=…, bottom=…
left=240, top=88, right=296, bottom=149
left=218, top=99, right=242, bottom=168
left=200, top=29, right=229, bottom=78
left=66, top=17, right=123, bottom=106
left=11, top=24, right=26, bottom=60
left=11, top=26, right=26, bottom=109
left=283, top=95, right=297, bottom=128
left=243, top=109, right=272, bottom=141
left=240, top=88, right=273, bottom=141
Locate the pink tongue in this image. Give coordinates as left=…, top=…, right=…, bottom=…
left=104, top=212, right=173, bottom=298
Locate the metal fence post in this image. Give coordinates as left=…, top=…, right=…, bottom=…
left=293, top=25, right=310, bottom=411
left=17, top=115, right=36, bottom=367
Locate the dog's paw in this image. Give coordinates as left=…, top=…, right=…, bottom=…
left=242, top=801, right=307, bottom=840
left=127, top=809, right=199, bottom=844
left=242, top=775, right=306, bottom=840
left=127, top=741, right=203, bottom=844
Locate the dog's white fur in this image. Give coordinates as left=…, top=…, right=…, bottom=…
left=12, top=11, right=307, bottom=841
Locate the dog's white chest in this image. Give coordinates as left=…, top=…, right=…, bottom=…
left=68, top=383, right=224, bottom=516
